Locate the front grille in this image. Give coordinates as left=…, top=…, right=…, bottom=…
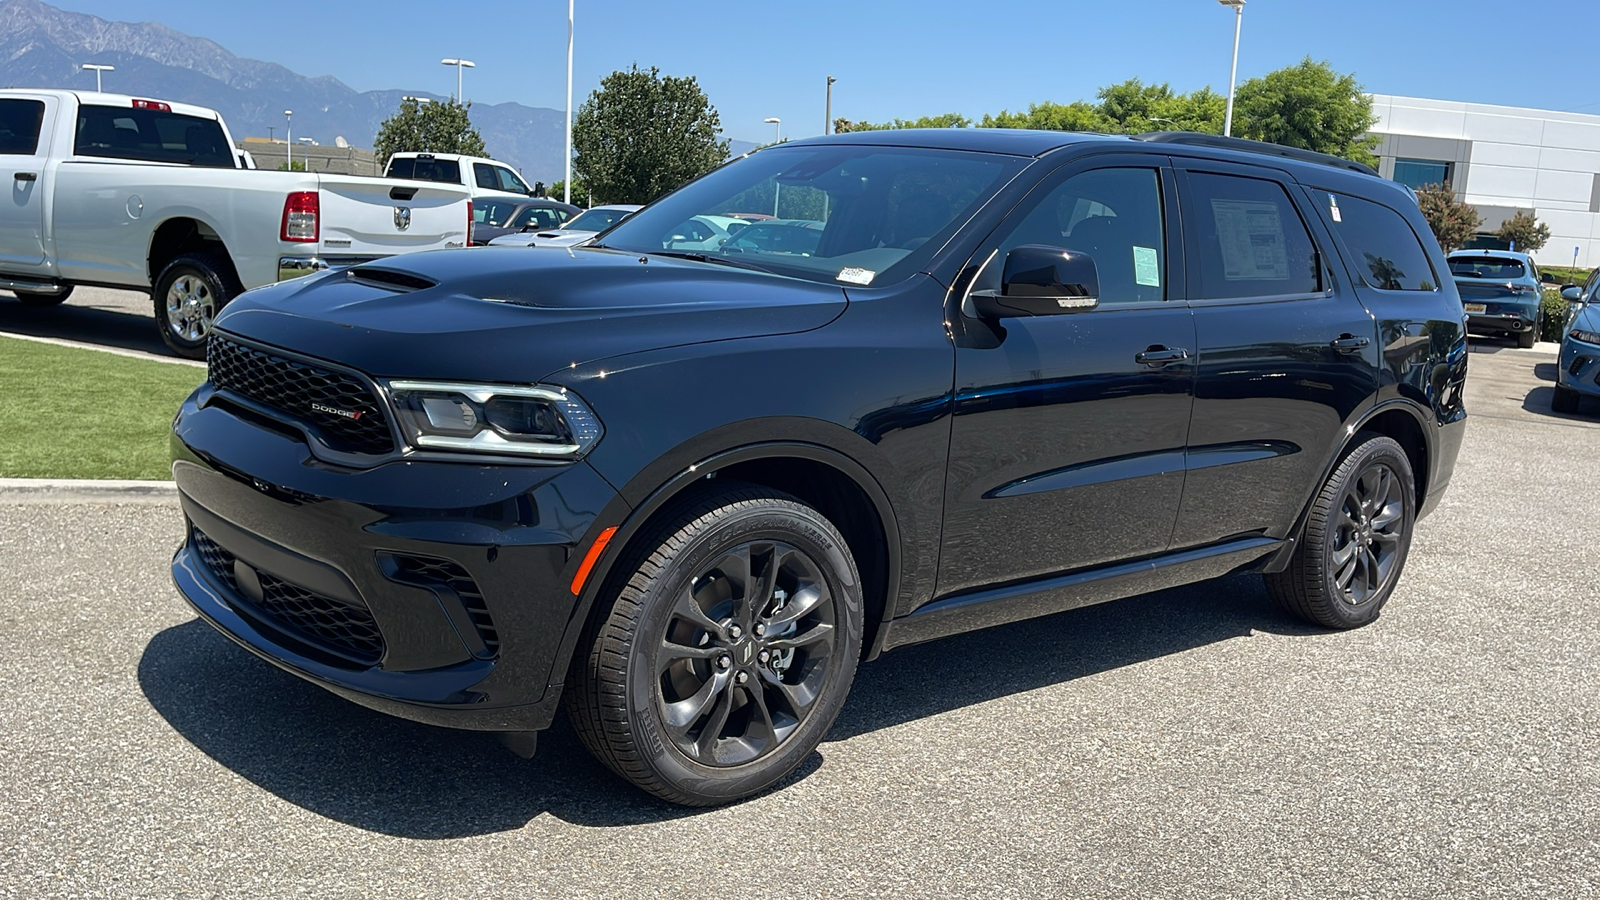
left=388, top=554, right=500, bottom=656
left=191, top=527, right=385, bottom=665
left=208, top=335, right=395, bottom=456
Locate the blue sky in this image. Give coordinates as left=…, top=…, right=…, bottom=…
left=53, top=0, right=1600, bottom=145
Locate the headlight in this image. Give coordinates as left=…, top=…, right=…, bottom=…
left=1570, top=330, right=1600, bottom=346
left=383, top=380, right=602, bottom=459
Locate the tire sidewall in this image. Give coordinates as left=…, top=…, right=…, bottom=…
left=154, top=255, right=232, bottom=357
left=1316, top=438, right=1415, bottom=627
left=623, top=501, right=863, bottom=803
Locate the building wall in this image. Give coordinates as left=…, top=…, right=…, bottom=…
left=1370, top=94, right=1600, bottom=268
left=235, top=138, right=380, bottom=176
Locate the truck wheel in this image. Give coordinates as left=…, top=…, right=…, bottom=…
left=1517, top=328, right=1536, bottom=349
left=1265, top=434, right=1415, bottom=630
left=12, top=286, right=72, bottom=307
left=566, top=483, right=863, bottom=806
left=154, top=253, right=239, bottom=360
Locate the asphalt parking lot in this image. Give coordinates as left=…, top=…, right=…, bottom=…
left=1, top=339, right=1597, bottom=898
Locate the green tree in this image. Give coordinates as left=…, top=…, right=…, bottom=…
left=544, top=178, right=591, bottom=207
left=1232, top=58, right=1379, bottom=165
left=981, top=101, right=1108, bottom=132
left=1496, top=210, right=1551, bottom=252
left=833, top=112, right=971, bottom=133
left=572, top=65, right=729, bottom=205
left=1415, top=183, right=1483, bottom=253
left=373, top=97, right=488, bottom=166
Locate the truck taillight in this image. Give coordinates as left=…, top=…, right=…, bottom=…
left=467, top=200, right=474, bottom=243
left=131, top=99, right=172, bottom=112
left=282, top=191, right=320, bottom=243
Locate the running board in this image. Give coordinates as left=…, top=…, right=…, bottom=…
left=880, top=536, right=1283, bottom=651
left=0, top=276, right=68, bottom=296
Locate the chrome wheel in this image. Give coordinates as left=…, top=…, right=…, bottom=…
left=165, top=274, right=216, bottom=343
left=1331, top=463, right=1405, bottom=605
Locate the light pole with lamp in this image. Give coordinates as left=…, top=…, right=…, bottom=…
left=284, top=110, right=293, bottom=171
left=764, top=118, right=781, bottom=216
left=564, top=0, right=574, bottom=204
left=81, top=63, right=114, bottom=92
left=825, top=76, right=835, bottom=135
left=441, top=58, right=476, bottom=103
left=1219, top=0, right=1245, bottom=137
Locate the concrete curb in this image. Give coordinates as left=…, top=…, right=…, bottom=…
left=0, top=478, right=178, bottom=504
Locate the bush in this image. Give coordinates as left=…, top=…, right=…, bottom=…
left=1541, top=288, right=1574, bottom=342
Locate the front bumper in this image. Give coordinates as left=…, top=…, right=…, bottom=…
left=169, top=389, right=623, bottom=732
left=1557, top=338, right=1600, bottom=397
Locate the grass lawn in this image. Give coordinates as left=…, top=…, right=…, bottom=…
left=0, top=337, right=203, bottom=480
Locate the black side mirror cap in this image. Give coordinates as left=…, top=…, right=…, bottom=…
left=972, top=245, right=1101, bottom=318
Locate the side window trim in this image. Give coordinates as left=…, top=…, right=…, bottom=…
left=1173, top=162, right=1336, bottom=305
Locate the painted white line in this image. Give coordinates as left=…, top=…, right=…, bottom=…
left=0, top=330, right=205, bottom=367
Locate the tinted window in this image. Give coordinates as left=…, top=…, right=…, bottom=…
left=0, top=99, right=45, bottom=155
left=564, top=208, right=631, bottom=231
left=387, top=157, right=462, bottom=184
left=513, top=206, right=565, bottom=230
left=977, top=167, right=1166, bottom=304
left=1188, top=172, right=1320, bottom=299
left=474, top=199, right=519, bottom=225
left=1393, top=158, right=1453, bottom=190
left=495, top=166, right=530, bottom=194
left=1447, top=256, right=1525, bottom=281
left=74, top=105, right=234, bottom=168
left=1323, top=193, right=1438, bottom=291
left=474, top=163, right=498, bottom=190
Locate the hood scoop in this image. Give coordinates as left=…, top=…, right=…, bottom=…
left=346, top=267, right=439, bottom=293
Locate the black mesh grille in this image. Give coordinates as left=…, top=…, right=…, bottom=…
left=191, top=527, right=385, bottom=665
left=208, top=335, right=395, bottom=456
left=390, top=554, right=500, bottom=655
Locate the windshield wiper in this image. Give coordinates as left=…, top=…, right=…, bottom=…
left=645, top=250, right=773, bottom=274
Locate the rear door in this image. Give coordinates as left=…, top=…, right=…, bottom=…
left=1169, top=161, right=1379, bottom=549
left=0, top=95, right=54, bottom=271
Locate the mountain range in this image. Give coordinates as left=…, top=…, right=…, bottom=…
left=0, top=0, right=751, bottom=183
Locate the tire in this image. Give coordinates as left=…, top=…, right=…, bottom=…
left=1552, top=385, right=1581, bottom=414
left=1517, top=328, right=1536, bottom=349
left=153, top=252, right=240, bottom=360
left=12, top=286, right=71, bottom=307
left=1265, top=434, right=1415, bottom=629
left=566, top=483, right=863, bottom=806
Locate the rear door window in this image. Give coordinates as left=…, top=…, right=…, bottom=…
left=474, top=163, right=498, bottom=190
left=0, top=99, right=45, bottom=155
left=494, top=166, right=530, bottom=195
left=1320, top=192, right=1439, bottom=291
left=74, top=105, right=234, bottom=168
left=1185, top=171, right=1321, bottom=299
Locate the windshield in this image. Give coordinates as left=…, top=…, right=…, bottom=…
left=1449, top=256, right=1526, bottom=280
left=563, top=208, right=632, bottom=232
left=596, top=145, right=1028, bottom=287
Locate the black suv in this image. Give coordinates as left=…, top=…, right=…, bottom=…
left=170, top=130, right=1467, bottom=805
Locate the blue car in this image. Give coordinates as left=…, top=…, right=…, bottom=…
left=1555, top=269, right=1600, bottom=413
left=1448, top=250, right=1544, bottom=348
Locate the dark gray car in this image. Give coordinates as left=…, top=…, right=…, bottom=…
left=470, top=198, right=580, bottom=245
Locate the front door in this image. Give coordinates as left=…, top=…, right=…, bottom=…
left=937, top=158, right=1196, bottom=597
left=0, top=96, right=52, bottom=271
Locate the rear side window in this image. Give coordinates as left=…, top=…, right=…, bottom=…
left=1321, top=193, right=1439, bottom=291
left=0, top=99, right=45, bottom=155
left=74, top=105, right=234, bottom=168
left=1187, top=172, right=1321, bottom=299
left=388, top=156, right=462, bottom=185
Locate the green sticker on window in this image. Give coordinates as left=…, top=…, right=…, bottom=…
left=1133, top=246, right=1160, bottom=287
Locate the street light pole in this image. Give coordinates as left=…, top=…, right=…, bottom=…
left=81, top=63, right=114, bottom=92
left=565, top=0, right=574, bottom=205
left=764, top=118, right=781, bottom=216
left=1219, top=0, right=1245, bottom=137
left=825, top=76, right=835, bottom=135
left=284, top=110, right=293, bottom=171
left=441, top=58, right=476, bottom=103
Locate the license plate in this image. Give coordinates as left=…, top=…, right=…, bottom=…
left=1463, top=303, right=1486, bottom=314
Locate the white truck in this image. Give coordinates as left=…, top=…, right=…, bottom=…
left=0, top=90, right=471, bottom=358
left=383, top=152, right=539, bottom=201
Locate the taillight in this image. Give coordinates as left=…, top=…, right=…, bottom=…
left=467, top=200, right=473, bottom=243
left=281, top=191, right=319, bottom=243
left=131, top=99, right=172, bottom=112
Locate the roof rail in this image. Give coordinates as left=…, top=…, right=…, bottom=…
left=1132, top=131, right=1380, bottom=178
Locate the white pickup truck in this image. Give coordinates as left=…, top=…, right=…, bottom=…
left=0, top=90, right=471, bottom=357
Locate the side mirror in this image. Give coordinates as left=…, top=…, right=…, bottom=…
left=1561, top=284, right=1583, bottom=302
left=971, top=245, right=1101, bottom=318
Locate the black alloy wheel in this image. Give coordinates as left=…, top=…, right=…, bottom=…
left=567, top=483, right=862, bottom=806
left=1266, top=434, right=1415, bottom=629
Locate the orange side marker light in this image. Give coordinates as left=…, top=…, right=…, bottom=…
left=570, top=526, right=618, bottom=596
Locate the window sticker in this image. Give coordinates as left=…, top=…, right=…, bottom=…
left=1211, top=199, right=1289, bottom=281
left=1327, top=193, right=1343, bottom=223
left=836, top=267, right=876, bottom=285
left=1132, top=246, right=1161, bottom=287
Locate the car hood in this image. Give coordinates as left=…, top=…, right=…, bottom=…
left=213, top=246, right=848, bottom=383
left=487, top=229, right=596, bottom=248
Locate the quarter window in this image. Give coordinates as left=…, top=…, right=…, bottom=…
left=0, top=99, right=45, bottom=155
left=1323, top=192, right=1438, bottom=291
left=1187, top=172, right=1321, bottom=300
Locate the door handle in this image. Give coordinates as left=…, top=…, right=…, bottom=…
left=1135, top=346, right=1190, bottom=367
left=13, top=172, right=37, bottom=182
left=1330, top=334, right=1370, bottom=353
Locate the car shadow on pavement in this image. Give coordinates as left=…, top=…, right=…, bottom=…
left=138, top=573, right=1310, bottom=837
left=0, top=295, right=171, bottom=357
left=1523, top=363, right=1597, bottom=421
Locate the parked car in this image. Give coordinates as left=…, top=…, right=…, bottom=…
left=383, top=152, right=535, bottom=201
left=1447, top=249, right=1543, bottom=348
left=169, top=129, right=1467, bottom=806
left=723, top=218, right=825, bottom=256
left=1554, top=268, right=1600, bottom=413
left=470, top=198, right=579, bottom=246
left=486, top=203, right=641, bottom=248
left=0, top=90, right=470, bottom=357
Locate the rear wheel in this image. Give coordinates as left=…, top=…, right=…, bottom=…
left=12, top=286, right=71, bottom=307
left=1552, top=385, right=1581, bottom=414
left=153, top=252, right=239, bottom=360
left=1266, top=434, right=1415, bottom=629
left=567, top=483, right=863, bottom=806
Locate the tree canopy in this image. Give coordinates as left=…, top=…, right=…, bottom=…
left=1416, top=184, right=1483, bottom=253
left=573, top=65, right=729, bottom=205
left=1496, top=210, right=1551, bottom=252
left=373, top=97, right=487, bottom=165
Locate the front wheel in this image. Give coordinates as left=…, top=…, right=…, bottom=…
left=1266, top=434, right=1415, bottom=629
left=12, top=286, right=72, bottom=307
left=1552, top=385, right=1581, bottom=414
left=153, top=252, right=239, bottom=360
left=567, top=484, right=863, bottom=806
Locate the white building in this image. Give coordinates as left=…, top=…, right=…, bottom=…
left=1368, top=94, right=1600, bottom=269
